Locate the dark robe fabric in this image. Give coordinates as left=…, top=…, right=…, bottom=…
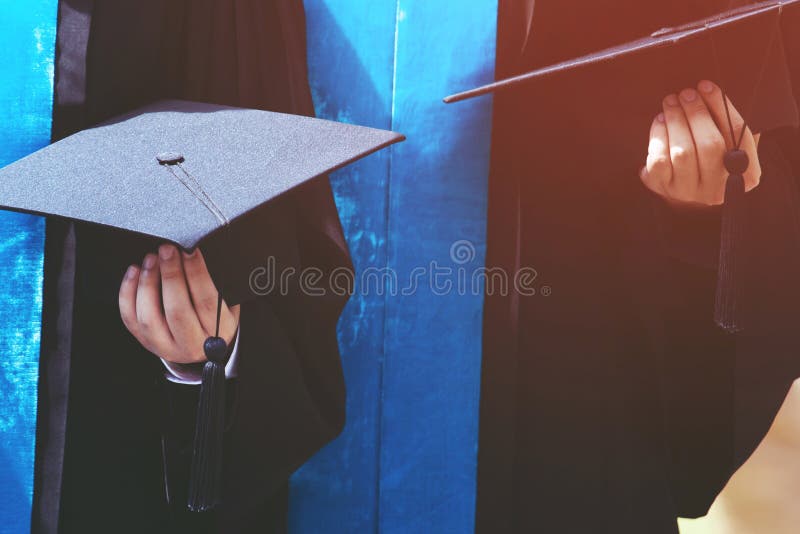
left=478, top=1, right=800, bottom=532
left=31, top=1, right=352, bottom=533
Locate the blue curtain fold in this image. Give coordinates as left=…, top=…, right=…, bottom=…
left=0, top=1, right=58, bottom=532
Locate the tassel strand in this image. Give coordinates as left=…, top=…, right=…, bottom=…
left=714, top=149, right=749, bottom=332
left=187, top=337, right=228, bottom=512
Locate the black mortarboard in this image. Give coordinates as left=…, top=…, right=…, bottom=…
left=0, top=98, right=404, bottom=511
left=445, top=0, right=800, bottom=333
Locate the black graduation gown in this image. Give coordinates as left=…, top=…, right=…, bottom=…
left=478, top=1, right=800, bottom=532
left=31, top=1, right=352, bottom=533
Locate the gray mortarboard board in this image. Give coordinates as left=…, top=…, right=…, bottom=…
left=445, top=0, right=800, bottom=334
left=0, top=99, right=404, bottom=303
left=0, top=98, right=404, bottom=512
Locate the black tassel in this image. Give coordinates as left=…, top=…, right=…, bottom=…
left=187, top=336, right=229, bottom=512
left=714, top=149, right=749, bottom=333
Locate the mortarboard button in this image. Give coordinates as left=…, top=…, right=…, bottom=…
left=724, top=149, right=750, bottom=175
left=203, top=336, right=228, bottom=365
left=156, top=152, right=185, bottom=166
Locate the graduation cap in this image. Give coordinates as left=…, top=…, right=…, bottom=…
left=0, top=99, right=402, bottom=251
left=445, top=0, right=800, bottom=334
left=0, top=99, right=404, bottom=511
left=2, top=99, right=406, bottom=304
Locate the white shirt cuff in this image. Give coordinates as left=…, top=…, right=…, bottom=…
left=160, top=328, right=240, bottom=385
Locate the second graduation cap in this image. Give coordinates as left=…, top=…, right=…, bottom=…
left=0, top=98, right=404, bottom=512
left=445, top=0, right=800, bottom=333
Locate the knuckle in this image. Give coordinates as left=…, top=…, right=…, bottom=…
left=137, top=309, right=160, bottom=333
left=138, top=313, right=155, bottom=331
left=160, top=268, right=184, bottom=282
left=182, top=250, right=200, bottom=265
left=647, top=156, right=672, bottom=183
left=665, top=181, right=682, bottom=198
left=670, top=145, right=695, bottom=164
left=181, top=251, right=205, bottom=274
left=731, top=118, right=746, bottom=137
left=165, top=307, right=189, bottom=325
left=199, top=295, right=218, bottom=314
left=648, top=154, right=671, bottom=169
left=683, top=99, right=705, bottom=114
left=696, top=135, right=725, bottom=155
left=699, top=185, right=724, bottom=206
left=667, top=180, right=695, bottom=200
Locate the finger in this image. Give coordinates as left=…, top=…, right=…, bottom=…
left=737, top=127, right=761, bottom=192
left=159, top=244, right=206, bottom=351
left=181, top=248, right=233, bottom=336
left=698, top=80, right=761, bottom=191
left=136, top=253, right=176, bottom=357
left=697, top=80, right=740, bottom=149
left=119, top=265, right=141, bottom=337
left=642, top=113, right=671, bottom=197
left=228, top=304, right=241, bottom=344
left=678, top=87, right=726, bottom=204
left=662, top=93, right=700, bottom=201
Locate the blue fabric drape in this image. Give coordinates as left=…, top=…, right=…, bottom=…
left=0, top=1, right=57, bottom=532
left=294, top=1, right=497, bottom=532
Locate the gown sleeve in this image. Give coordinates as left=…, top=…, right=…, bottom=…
left=221, top=182, right=352, bottom=524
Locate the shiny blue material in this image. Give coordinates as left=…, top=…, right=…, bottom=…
left=295, top=1, right=496, bottom=532
left=292, top=2, right=396, bottom=532
left=0, top=1, right=57, bottom=532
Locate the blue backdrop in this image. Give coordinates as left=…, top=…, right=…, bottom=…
left=0, top=1, right=57, bottom=533
left=0, top=1, right=495, bottom=532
